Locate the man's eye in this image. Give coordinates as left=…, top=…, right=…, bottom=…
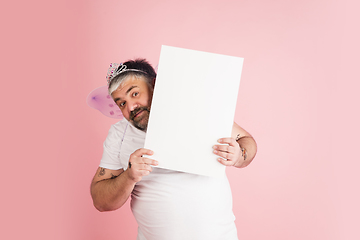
left=132, top=92, right=139, bottom=97
left=119, top=102, right=126, bottom=107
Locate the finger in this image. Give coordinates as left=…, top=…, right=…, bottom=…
left=213, top=144, right=235, bottom=153
left=127, top=163, right=153, bottom=176
left=218, top=138, right=237, bottom=146
left=217, top=157, right=235, bottom=166
left=136, top=169, right=152, bottom=177
left=132, top=148, right=154, bottom=157
left=139, top=163, right=153, bottom=172
left=128, top=157, right=158, bottom=173
left=213, top=149, right=233, bottom=160
left=129, top=159, right=157, bottom=169
left=141, top=158, right=159, bottom=166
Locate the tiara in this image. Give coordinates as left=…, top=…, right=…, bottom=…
left=106, top=63, right=148, bottom=85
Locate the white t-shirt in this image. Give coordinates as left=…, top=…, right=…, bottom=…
left=100, top=119, right=238, bottom=240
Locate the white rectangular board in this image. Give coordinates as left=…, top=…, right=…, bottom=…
left=144, top=45, right=243, bottom=177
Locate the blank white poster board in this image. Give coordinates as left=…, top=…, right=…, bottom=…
left=144, top=45, right=243, bottom=177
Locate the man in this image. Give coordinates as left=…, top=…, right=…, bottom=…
left=91, top=59, right=257, bottom=240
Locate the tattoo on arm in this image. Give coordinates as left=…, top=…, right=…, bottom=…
left=237, top=134, right=249, bottom=162
left=98, top=168, right=106, bottom=177
left=240, top=147, right=248, bottom=161
left=110, top=173, right=120, bottom=179
left=236, top=134, right=252, bottom=141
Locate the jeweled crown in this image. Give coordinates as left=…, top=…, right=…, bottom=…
left=106, top=63, right=147, bottom=85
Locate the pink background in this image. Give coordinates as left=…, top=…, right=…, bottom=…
left=1, top=0, right=359, bottom=239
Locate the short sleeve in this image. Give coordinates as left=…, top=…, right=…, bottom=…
left=99, top=119, right=145, bottom=171
left=99, top=123, right=125, bottom=170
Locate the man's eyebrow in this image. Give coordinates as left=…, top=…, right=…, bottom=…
left=113, top=85, right=139, bottom=103
left=126, top=85, right=138, bottom=94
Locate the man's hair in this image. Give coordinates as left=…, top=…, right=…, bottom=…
left=108, top=59, right=156, bottom=96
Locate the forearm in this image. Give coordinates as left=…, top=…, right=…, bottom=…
left=234, top=136, right=257, bottom=168
left=91, top=170, right=136, bottom=212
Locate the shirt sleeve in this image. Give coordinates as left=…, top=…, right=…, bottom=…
left=99, top=124, right=124, bottom=170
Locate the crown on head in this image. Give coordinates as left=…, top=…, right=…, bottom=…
left=106, top=63, right=147, bottom=85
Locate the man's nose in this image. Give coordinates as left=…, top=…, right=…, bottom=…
left=128, top=102, right=139, bottom=112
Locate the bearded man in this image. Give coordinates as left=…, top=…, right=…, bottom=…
left=90, top=59, right=257, bottom=240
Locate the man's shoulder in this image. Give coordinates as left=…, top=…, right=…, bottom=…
left=103, top=119, right=124, bottom=140
left=109, top=118, right=145, bottom=139
left=111, top=118, right=129, bottom=131
left=105, top=118, right=128, bottom=138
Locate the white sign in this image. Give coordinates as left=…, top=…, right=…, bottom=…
left=144, top=45, right=243, bottom=177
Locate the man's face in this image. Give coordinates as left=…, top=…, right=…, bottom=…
left=112, top=75, right=153, bottom=131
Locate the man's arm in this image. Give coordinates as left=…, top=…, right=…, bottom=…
left=213, top=122, right=257, bottom=168
left=231, top=122, right=257, bottom=168
left=90, top=148, right=158, bottom=212
left=91, top=167, right=133, bottom=212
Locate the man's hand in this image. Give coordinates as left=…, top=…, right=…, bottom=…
left=213, top=138, right=243, bottom=166
left=125, top=148, right=158, bottom=183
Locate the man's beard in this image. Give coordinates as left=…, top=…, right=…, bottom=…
left=129, top=106, right=150, bottom=131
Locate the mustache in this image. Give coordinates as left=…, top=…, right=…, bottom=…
left=130, top=106, right=150, bottom=120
